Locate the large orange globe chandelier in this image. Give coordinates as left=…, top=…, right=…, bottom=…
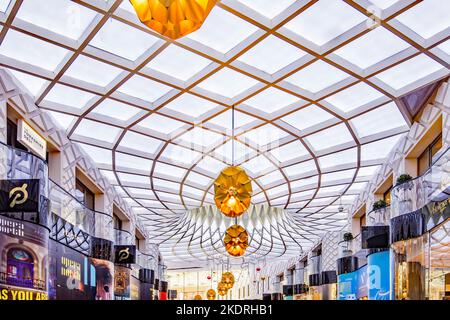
left=129, top=0, right=218, bottom=40
left=214, top=107, right=252, bottom=257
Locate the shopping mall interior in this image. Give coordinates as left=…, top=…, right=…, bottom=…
left=0, top=0, right=449, bottom=302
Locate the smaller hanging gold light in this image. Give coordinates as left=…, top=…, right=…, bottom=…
left=221, top=271, right=235, bottom=290
left=214, top=166, right=252, bottom=218
left=193, top=294, right=202, bottom=300
left=224, top=224, right=249, bottom=257
left=206, top=289, right=216, bottom=300
left=217, top=282, right=228, bottom=296
left=129, top=0, right=218, bottom=40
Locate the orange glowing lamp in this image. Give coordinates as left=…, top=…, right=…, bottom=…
left=129, top=0, right=218, bottom=40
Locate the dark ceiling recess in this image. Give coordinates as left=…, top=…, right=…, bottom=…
left=400, top=79, right=447, bottom=120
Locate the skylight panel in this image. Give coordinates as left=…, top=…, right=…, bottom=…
left=316, top=185, right=346, bottom=196
left=197, top=67, right=259, bottom=98
left=242, top=87, right=302, bottom=114
left=347, top=182, right=368, bottom=193
left=117, top=172, right=151, bottom=186
left=16, top=0, right=97, bottom=40
left=242, top=155, right=274, bottom=175
left=284, top=60, right=351, bottom=94
left=73, top=119, right=121, bottom=144
left=371, top=54, right=447, bottom=91
left=90, top=18, right=160, bottom=61
left=196, top=156, right=227, bottom=174
left=186, top=7, right=258, bottom=54
left=7, top=68, right=48, bottom=97
left=44, top=84, right=96, bottom=109
left=91, top=99, right=142, bottom=122
left=318, top=148, right=358, bottom=170
left=153, top=162, right=186, bottom=180
left=115, top=152, right=153, bottom=172
left=350, top=101, right=408, bottom=138
left=283, top=0, right=367, bottom=46
left=0, top=0, right=11, bottom=12
left=162, top=93, right=219, bottom=118
left=162, top=143, right=202, bottom=165
left=239, top=124, right=289, bottom=147
left=46, top=111, right=76, bottom=131
left=332, top=27, right=412, bottom=70
left=137, top=113, right=186, bottom=135
left=305, top=123, right=355, bottom=152
left=177, top=127, right=225, bottom=149
left=290, top=176, right=319, bottom=191
left=208, top=109, right=256, bottom=130
left=283, top=159, right=317, bottom=177
left=64, top=55, right=123, bottom=87
left=394, top=0, right=450, bottom=40
left=258, top=170, right=285, bottom=187
left=237, top=0, right=296, bottom=19
left=237, top=35, right=307, bottom=74
left=321, top=169, right=356, bottom=184
left=118, top=75, right=172, bottom=103
left=324, top=82, right=386, bottom=114
left=119, top=131, right=162, bottom=155
left=356, top=165, right=381, bottom=178
left=185, top=171, right=213, bottom=188
left=146, top=45, right=212, bottom=81
left=0, top=30, right=69, bottom=72
left=281, top=105, right=335, bottom=132
left=77, top=143, right=112, bottom=165
left=269, top=140, right=309, bottom=163
left=361, top=134, right=404, bottom=161
left=214, top=140, right=252, bottom=163
left=266, top=184, right=289, bottom=199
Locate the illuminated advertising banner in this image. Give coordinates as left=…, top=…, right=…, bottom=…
left=0, top=215, right=49, bottom=300
left=337, top=272, right=357, bottom=300
left=357, top=265, right=368, bottom=299
left=48, top=240, right=96, bottom=300
left=130, top=276, right=140, bottom=300
left=114, top=265, right=131, bottom=299
left=367, top=251, right=392, bottom=300
left=0, top=179, right=40, bottom=213
left=90, top=258, right=114, bottom=300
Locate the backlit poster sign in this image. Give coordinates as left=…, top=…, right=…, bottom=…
left=368, top=251, right=392, bottom=300
left=0, top=216, right=48, bottom=300
left=90, top=258, right=114, bottom=300
left=337, top=272, right=357, bottom=300
left=114, top=265, right=131, bottom=299
left=48, top=240, right=96, bottom=300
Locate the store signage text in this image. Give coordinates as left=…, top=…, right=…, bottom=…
left=17, top=119, right=47, bottom=159
left=0, top=289, right=48, bottom=300
left=0, top=218, right=24, bottom=237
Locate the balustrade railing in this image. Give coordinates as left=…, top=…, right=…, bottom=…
left=367, top=206, right=390, bottom=226
left=391, top=147, right=450, bottom=219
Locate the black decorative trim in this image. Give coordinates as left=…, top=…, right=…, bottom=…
left=139, top=269, right=155, bottom=284
left=293, top=284, right=308, bottom=295
left=390, top=210, right=425, bottom=243
left=309, top=273, right=320, bottom=286
left=337, top=256, right=359, bottom=275
left=321, top=270, right=337, bottom=284
left=362, top=225, right=390, bottom=249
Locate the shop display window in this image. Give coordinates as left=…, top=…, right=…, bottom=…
left=418, top=135, right=442, bottom=176
left=429, top=220, right=450, bottom=300
left=392, top=234, right=429, bottom=300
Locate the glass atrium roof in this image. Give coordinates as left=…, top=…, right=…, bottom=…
left=1, top=0, right=449, bottom=267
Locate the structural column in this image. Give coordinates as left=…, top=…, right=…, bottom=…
left=0, top=100, right=7, bottom=179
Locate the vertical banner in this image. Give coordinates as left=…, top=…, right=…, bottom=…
left=90, top=258, right=114, bottom=300
left=114, top=265, right=131, bottom=300
left=130, top=276, right=140, bottom=300
left=0, top=216, right=49, bottom=300
left=337, top=272, right=357, bottom=300
left=367, top=251, right=392, bottom=300
left=48, top=240, right=96, bottom=300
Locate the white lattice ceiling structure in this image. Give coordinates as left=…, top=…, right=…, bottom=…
left=1, top=0, right=449, bottom=268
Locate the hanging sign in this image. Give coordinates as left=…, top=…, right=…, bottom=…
left=17, top=119, right=47, bottom=160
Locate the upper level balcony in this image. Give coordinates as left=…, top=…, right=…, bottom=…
left=391, top=147, right=450, bottom=219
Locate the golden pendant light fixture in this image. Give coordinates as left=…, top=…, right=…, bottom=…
left=214, top=166, right=252, bottom=218
left=129, top=0, right=218, bottom=40
left=206, top=289, right=216, bottom=300
left=224, top=224, right=248, bottom=257
left=193, top=294, right=202, bottom=300
left=217, top=281, right=228, bottom=296
left=214, top=106, right=252, bottom=257
left=221, top=271, right=235, bottom=290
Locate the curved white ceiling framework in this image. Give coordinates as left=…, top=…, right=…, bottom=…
left=0, top=0, right=449, bottom=268
left=149, top=205, right=320, bottom=268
